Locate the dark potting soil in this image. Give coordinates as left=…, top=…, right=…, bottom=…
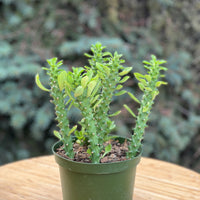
left=56, top=139, right=130, bottom=163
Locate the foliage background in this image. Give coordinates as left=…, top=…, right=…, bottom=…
left=0, top=0, right=199, bottom=172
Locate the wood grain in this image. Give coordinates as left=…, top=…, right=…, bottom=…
left=0, top=156, right=199, bottom=200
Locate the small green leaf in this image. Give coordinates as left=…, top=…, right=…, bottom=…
left=87, top=80, right=98, bottom=97
left=74, top=86, right=84, bottom=97
left=73, top=67, right=85, bottom=76
left=103, top=52, right=112, bottom=57
left=116, top=84, right=123, bottom=90
left=97, top=71, right=105, bottom=79
left=145, top=75, right=151, bottom=82
left=138, top=83, right=145, bottom=91
left=107, top=120, right=116, bottom=130
left=35, top=74, right=50, bottom=92
left=152, top=90, right=159, bottom=100
left=42, top=67, right=49, bottom=71
left=109, top=110, right=121, bottom=117
left=155, top=81, right=168, bottom=87
left=144, top=65, right=151, bottom=70
left=142, top=105, right=149, bottom=112
left=139, top=78, right=147, bottom=85
left=145, top=87, right=152, bottom=91
left=119, top=67, right=132, bottom=76
left=134, top=72, right=145, bottom=79
left=57, top=60, right=63, bottom=67
left=120, top=59, right=125, bottom=63
left=143, top=61, right=151, bottom=65
left=65, top=98, right=71, bottom=106
left=58, top=71, right=67, bottom=91
left=65, top=73, right=74, bottom=91
left=151, top=55, right=157, bottom=61
left=81, top=76, right=89, bottom=88
left=87, top=148, right=92, bottom=155
left=134, top=73, right=146, bottom=84
left=123, top=104, right=136, bottom=118
left=67, top=72, right=74, bottom=84
left=76, top=139, right=81, bottom=144
left=96, top=62, right=104, bottom=72
left=101, top=144, right=112, bottom=158
left=47, top=57, right=58, bottom=67
left=158, top=60, right=167, bottom=65
left=94, top=98, right=103, bottom=110
left=160, top=67, right=168, bottom=71
left=90, top=81, right=101, bottom=97
left=127, top=92, right=140, bottom=104
left=90, top=94, right=100, bottom=104
left=68, top=125, right=77, bottom=136
left=105, top=144, right=112, bottom=153
left=87, top=69, right=94, bottom=80
left=105, top=135, right=118, bottom=141
left=160, top=75, right=166, bottom=78
left=84, top=53, right=92, bottom=58
left=115, top=90, right=126, bottom=96
left=102, top=65, right=110, bottom=76
left=119, top=76, right=130, bottom=83
left=54, top=130, right=62, bottom=140
left=74, top=129, right=85, bottom=140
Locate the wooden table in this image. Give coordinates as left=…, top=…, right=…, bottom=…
left=0, top=156, right=199, bottom=200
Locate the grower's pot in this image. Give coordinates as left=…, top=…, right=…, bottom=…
left=53, top=138, right=141, bottom=200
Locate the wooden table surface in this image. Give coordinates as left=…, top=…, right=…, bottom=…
left=0, top=156, right=199, bottom=200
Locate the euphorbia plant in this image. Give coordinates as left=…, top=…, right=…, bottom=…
left=36, top=43, right=167, bottom=163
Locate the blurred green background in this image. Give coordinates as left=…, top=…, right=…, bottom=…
left=0, top=0, right=199, bottom=172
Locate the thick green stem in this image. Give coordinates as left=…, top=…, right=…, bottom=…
left=94, top=71, right=119, bottom=143
left=49, top=66, right=74, bottom=158
left=128, top=91, right=154, bottom=157
left=89, top=48, right=124, bottom=145
left=77, top=98, right=101, bottom=163
left=128, top=56, right=167, bottom=158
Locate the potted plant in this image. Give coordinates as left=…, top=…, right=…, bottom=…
left=35, top=42, right=167, bottom=200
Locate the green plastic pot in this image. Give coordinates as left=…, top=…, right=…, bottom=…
left=52, top=138, right=141, bottom=200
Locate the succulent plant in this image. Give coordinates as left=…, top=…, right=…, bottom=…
left=36, top=43, right=167, bottom=163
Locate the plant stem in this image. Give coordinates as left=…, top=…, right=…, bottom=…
left=77, top=97, right=101, bottom=163
left=128, top=56, right=167, bottom=158
left=48, top=63, right=74, bottom=158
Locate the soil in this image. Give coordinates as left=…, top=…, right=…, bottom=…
left=56, top=139, right=130, bottom=163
